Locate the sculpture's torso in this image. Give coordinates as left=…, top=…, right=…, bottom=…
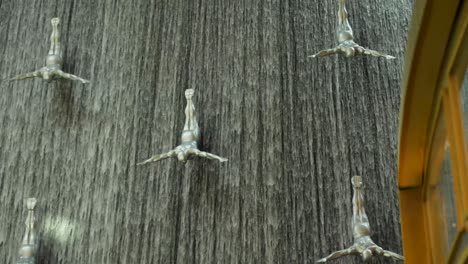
left=174, top=130, right=199, bottom=161
left=338, top=40, right=362, bottom=57
left=181, top=130, right=199, bottom=143
left=354, top=236, right=378, bottom=253
left=352, top=220, right=371, bottom=239
left=39, top=54, right=63, bottom=81
left=17, top=244, right=36, bottom=264
left=46, top=54, right=63, bottom=69
left=176, top=141, right=198, bottom=153
left=337, top=30, right=354, bottom=43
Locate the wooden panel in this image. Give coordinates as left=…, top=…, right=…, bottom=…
left=0, top=0, right=412, bottom=263
left=398, top=0, right=461, bottom=188
left=399, top=188, right=431, bottom=263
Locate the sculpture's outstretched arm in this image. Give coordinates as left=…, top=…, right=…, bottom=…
left=56, top=70, right=90, bottom=84
left=49, top=18, right=61, bottom=56
left=192, top=149, right=228, bottom=162
left=308, top=48, right=339, bottom=58
left=316, top=247, right=357, bottom=263
left=137, top=149, right=177, bottom=165
left=9, top=69, right=43, bottom=81
left=359, top=46, right=395, bottom=59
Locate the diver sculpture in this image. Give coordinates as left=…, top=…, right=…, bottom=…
left=317, top=176, right=404, bottom=262
left=309, top=0, right=395, bottom=59
left=16, top=198, right=38, bottom=264
left=138, top=89, right=228, bottom=165
left=9, top=18, right=90, bottom=83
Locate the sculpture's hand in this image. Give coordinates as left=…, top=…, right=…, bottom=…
left=192, top=149, right=228, bottom=162
left=308, top=47, right=339, bottom=58
left=372, top=246, right=404, bottom=261
left=9, top=69, right=43, bottom=81
left=137, top=149, right=177, bottom=165
left=56, top=70, right=90, bottom=84
left=382, top=250, right=404, bottom=261
left=316, top=247, right=356, bottom=263
left=360, top=47, right=395, bottom=59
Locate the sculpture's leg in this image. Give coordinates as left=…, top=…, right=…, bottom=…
left=56, top=70, right=90, bottom=84
left=137, top=149, right=177, bottom=165
left=17, top=198, right=38, bottom=262
left=9, top=69, right=43, bottom=81
left=49, top=17, right=61, bottom=56
left=337, top=0, right=353, bottom=35
left=308, top=48, right=339, bottom=58
left=183, top=89, right=199, bottom=139
left=192, top=149, right=228, bottom=162
left=359, top=47, right=395, bottom=59
left=21, top=198, right=37, bottom=246
left=316, top=247, right=357, bottom=263
left=352, top=176, right=369, bottom=223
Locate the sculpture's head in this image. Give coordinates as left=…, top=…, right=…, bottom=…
left=177, top=152, right=187, bottom=163
left=343, top=47, right=356, bottom=58
left=19, top=244, right=36, bottom=257
left=362, top=248, right=373, bottom=261
left=351, top=176, right=363, bottom=188
left=42, top=71, right=51, bottom=81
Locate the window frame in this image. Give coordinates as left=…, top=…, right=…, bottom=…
left=398, top=0, right=468, bottom=263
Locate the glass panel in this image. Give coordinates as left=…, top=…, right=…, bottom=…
left=424, top=110, right=457, bottom=263
left=460, top=68, right=468, bottom=145
left=426, top=110, right=459, bottom=260
left=438, top=149, right=459, bottom=248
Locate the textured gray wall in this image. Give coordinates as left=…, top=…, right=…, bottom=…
left=0, top=0, right=413, bottom=263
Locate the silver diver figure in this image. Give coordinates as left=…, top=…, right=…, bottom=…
left=309, top=0, right=395, bottom=59
left=16, top=198, right=38, bottom=264
left=9, top=18, right=90, bottom=83
left=317, top=176, right=404, bottom=262
left=138, top=89, right=228, bottom=165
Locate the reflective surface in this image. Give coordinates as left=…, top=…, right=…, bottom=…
left=438, top=150, right=458, bottom=249
left=427, top=148, right=458, bottom=260
left=425, top=109, right=461, bottom=261
left=461, top=69, right=468, bottom=149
